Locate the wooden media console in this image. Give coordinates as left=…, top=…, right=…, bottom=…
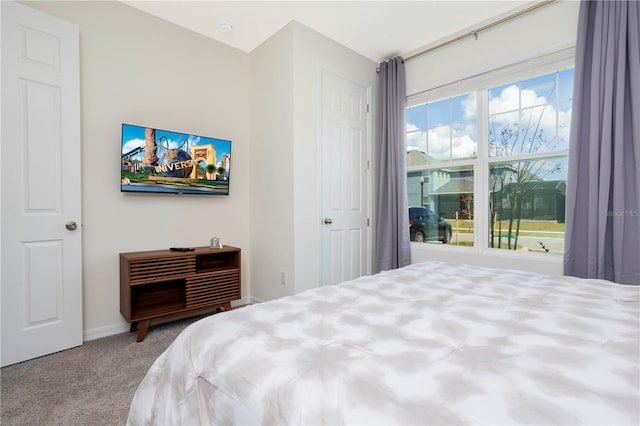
left=120, top=246, right=241, bottom=342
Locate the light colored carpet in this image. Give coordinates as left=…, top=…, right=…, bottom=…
left=1, top=315, right=206, bottom=426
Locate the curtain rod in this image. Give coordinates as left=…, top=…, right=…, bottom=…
left=402, top=0, right=556, bottom=63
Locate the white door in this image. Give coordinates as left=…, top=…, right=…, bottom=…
left=320, top=70, right=371, bottom=286
left=1, top=1, right=82, bottom=367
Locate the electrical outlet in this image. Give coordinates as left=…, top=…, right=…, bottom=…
left=280, top=271, right=287, bottom=285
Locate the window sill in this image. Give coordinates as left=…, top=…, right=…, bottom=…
left=410, top=242, right=563, bottom=276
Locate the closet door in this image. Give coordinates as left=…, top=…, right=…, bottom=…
left=320, top=70, right=371, bottom=286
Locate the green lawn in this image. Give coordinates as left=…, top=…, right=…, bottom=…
left=449, top=240, right=528, bottom=250
left=449, top=219, right=565, bottom=234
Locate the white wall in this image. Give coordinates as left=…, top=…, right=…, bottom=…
left=24, top=1, right=252, bottom=339
left=406, top=1, right=580, bottom=96
left=250, top=21, right=377, bottom=301
left=249, top=23, right=296, bottom=302
left=21, top=1, right=377, bottom=339
left=404, top=0, right=580, bottom=276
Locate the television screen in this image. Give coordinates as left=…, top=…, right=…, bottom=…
left=121, top=124, right=231, bottom=195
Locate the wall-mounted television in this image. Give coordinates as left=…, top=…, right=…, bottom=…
left=121, top=124, right=231, bottom=195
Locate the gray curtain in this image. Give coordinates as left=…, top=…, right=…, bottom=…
left=375, top=56, right=411, bottom=273
left=564, top=0, right=640, bottom=285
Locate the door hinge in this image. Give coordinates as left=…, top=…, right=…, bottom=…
left=367, top=160, right=370, bottom=170
left=367, top=218, right=370, bottom=226
left=366, top=104, right=370, bottom=113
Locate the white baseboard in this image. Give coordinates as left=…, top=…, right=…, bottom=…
left=83, top=297, right=256, bottom=342
left=231, top=297, right=254, bottom=307
left=83, top=322, right=129, bottom=342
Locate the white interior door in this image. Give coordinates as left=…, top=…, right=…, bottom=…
left=320, top=70, right=371, bottom=286
left=1, top=1, right=83, bottom=367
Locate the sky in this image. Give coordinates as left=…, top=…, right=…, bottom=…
left=406, top=68, right=574, bottom=163
left=121, top=124, right=231, bottom=160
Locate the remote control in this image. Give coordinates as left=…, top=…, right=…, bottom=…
left=169, top=247, right=194, bottom=252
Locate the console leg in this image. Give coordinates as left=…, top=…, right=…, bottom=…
left=130, top=321, right=138, bottom=333
left=137, top=319, right=151, bottom=342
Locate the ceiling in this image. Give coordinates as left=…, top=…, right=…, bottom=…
left=121, top=0, right=534, bottom=63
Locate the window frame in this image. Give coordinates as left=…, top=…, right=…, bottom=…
left=406, top=47, right=575, bottom=255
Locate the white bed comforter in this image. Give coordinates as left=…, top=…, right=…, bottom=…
left=128, top=261, right=640, bottom=425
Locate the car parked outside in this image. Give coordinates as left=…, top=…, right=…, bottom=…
left=409, top=207, right=452, bottom=244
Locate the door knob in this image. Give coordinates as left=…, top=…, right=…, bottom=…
left=324, top=218, right=333, bottom=224
left=65, top=221, right=78, bottom=231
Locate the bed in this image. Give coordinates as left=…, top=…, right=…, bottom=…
left=127, top=261, right=640, bottom=425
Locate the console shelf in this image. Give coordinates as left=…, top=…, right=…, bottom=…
left=120, top=246, right=241, bottom=342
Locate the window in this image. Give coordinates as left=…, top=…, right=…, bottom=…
left=407, top=61, right=573, bottom=254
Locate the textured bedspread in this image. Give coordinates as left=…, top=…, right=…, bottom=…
left=128, top=261, right=640, bottom=425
